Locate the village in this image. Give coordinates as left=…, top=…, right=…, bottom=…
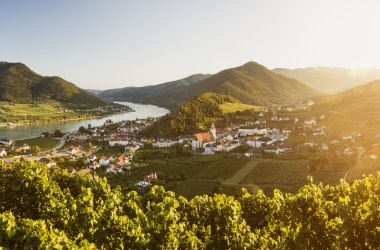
left=1, top=103, right=371, bottom=192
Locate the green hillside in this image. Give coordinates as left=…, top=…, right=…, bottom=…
left=0, top=62, right=106, bottom=107
left=312, top=80, right=380, bottom=137
left=140, top=93, right=257, bottom=138
left=273, top=67, right=380, bottom=93
left=99, top=74, right=211, bottom=108
left=100, top=62, right=323, bottom=109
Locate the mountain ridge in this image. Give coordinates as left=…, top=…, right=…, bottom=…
left=100, top=61, right=323, bottom=109
left=0, top=62, right=107, bottom=107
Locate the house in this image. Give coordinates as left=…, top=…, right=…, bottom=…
left=118, top=124, right=137, bottom=133
left=321, top=143, right=329, bottom=151
left=99, top=156, right=110, bottom=166
left=106, top=164, right=117, bottom=174
left=13, top=144, right=30, bottom=153
left=192, top=123, right=217, bottom=150
left=68, top=146, right=81, bottom=155
left=224, top=140, right=240, bottom=152
left=125, top=143, right=140, bottom=152
left=153, top=140, right=175, bottom=148
left=0, top=139, right=13, bottom=147
left=109, top=136, right=129, bottom=146
left=245, top=147, right=264, bottom=157
left=344, top=147, right=354, bottom=155
left=90, top=161, right=100, bottom=169
left=144, top=173, right=158, bottom=182
left=39, top=157, right=57, bottom=167
left=238, top=126, right=268, bottom=136
left=135, top=181, right=152, bottom=188
left=0, top=149, right=7, bottom=158
left=304, top=119, right=316, bottom=126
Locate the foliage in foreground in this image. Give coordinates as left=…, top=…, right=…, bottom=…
left=0, top=160, right=380, bottom=249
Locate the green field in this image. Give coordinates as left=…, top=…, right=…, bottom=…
left=0, top=101, right=81, bottom=124
left=0, top=101, right=101, bottom=124
left=220, top=102, right=260, bottom=114
left=16, top=137, right=60, bottom=150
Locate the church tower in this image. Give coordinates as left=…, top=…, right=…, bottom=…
left=210, top=123, right=216, bottom=140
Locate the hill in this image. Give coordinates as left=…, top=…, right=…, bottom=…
left=100, top=62, right=323, bottom=109
left=140, top=92, right=258, bottom=138
left=312, top=80, right=380, bottom=137
left=273, top=67, right=380, bottom=93
left=99, top=74, right=211, bottom=108
left=86, top=89, right=104, bottom=95
left=0, top=62, right=106, bottom=107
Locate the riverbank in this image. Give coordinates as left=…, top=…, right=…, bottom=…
left=0, top=101, right=169, bottom=141
left=0, top=101, right=134, bottom=127
left=0, top=113, right=111, bottom=127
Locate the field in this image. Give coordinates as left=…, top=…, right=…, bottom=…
left=16, top=137, right=60, bottom=150
left=0, top=101, right=86, bottom=124
left=220, top=102, right=260, bottom=114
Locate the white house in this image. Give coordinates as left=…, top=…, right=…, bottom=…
left=0, top=149, right=7, bottom=158
left=304, top=119, right=316, bottom=126
left=0, top=139, right=13, bottom=147
left=153, top=140, right=176, bottom=148
left=109, top=137, right=129, bottom=146
left=99, top=157, right=110, bottom=166
left=238, top=126, right=268, bottom=136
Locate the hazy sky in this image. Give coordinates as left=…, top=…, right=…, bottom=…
left=1, top=0, right=380, bottom=89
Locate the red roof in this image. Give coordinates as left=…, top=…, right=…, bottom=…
left=194, top=133, right=214, bottom=143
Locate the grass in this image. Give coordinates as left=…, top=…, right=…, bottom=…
left=220, top=102, right=260, bottom=114
left=16, top=137, right=60, bottom=150
left=0, top=101, right=95, bottom=124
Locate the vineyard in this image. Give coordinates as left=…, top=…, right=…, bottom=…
left=171, top=155, right=380, bottom=198
left=174, top=179, right=217, bottom=198
left=239, top=159, right=309, bottom=185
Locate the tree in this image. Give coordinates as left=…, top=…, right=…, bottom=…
left=54, top=129, right=64, bottom=138
left=79, top=126, right=87, bottom=134
left=30, top=146, right=41, bottom=156
left=87, top=142, right=93, bottom=150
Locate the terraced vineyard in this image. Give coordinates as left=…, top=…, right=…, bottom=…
left=239, top=160, right=309, bottom=185
left=174, top=179, right=217, bottom=198
left=194, top=157, right=251, bottom=180
left=308, top=170, right=346, bottom=186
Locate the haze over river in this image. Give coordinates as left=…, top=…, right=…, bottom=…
left=0, top=102, right=169, bottom=140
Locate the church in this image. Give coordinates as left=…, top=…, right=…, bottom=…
left=191, top=123, right=217, bottom=150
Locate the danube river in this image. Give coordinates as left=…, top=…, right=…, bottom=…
left=0, top=102, right=169, bottom=140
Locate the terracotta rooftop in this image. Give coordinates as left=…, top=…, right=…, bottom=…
left=194, top=133, right=214, bottom=143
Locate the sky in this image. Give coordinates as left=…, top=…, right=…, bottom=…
left=1, top=0, right=380, bottom=89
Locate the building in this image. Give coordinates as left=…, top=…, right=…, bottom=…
left=238, top=126, right=268, bottom=136
left=192, top=124, right=217, bottom=150
left=153, top=140, right=175, bottom=148
left=0, top=139, right=13, bottom=147
left=68, top=146, right=81, bottom=155
left=0, top=149, right=7, bottom=158
left=109, top=136, right=129, bottom=146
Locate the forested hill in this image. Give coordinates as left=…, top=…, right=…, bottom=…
left=312, top=80, right=380, bottom=136
left=0, top=62, right=106, bottom=107
left=99, top=62, right=323, bottom=110
left=98, top=74, right=211, bottom=107
left=140, top=92, right=257, bottom=138
left=273, top=66, right=380, bottom=93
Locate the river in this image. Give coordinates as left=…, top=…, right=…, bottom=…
left=0, top=102, right=169, bottom=140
